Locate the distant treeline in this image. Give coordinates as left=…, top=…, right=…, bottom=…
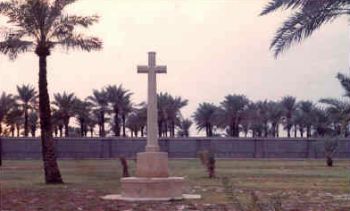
left=0, top=73, right=349, bottom=138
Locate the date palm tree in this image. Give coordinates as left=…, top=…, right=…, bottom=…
left=177, top=118, right=192, bottom=137
left=260, top=0, right=350, bottom=57
left=193, top=103, right=218, bottom=137
left=28, top=111, right=39, bottom=137
left=52, top=92, right=77, bottom=137
left=74, top=98, right=92, bottom=137
left=0, top=0, right=102, bottom=183
left=0, top=92, right=14, bottom=136
left=218, top=95, right=250, bottom=137
left=157, top=92, right=171, bottom=137
left=106, top=85, right=132, bottom=137
left=267, top=101, right=283, bottom=137
left=167, top=96, right=188, bottom=137
left=319, top=98, right=350, bottom=137
left=5, top=107, right=23, bottom=137
left=88, top=89, right=109, bottom=137
left=16, top=84, right=37, bottom=137
left=281, top=96, right=297, bottom=137
left=298, top=100, right=315, bottom=137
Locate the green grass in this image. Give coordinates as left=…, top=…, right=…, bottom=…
left=1, top=159, right=350, bottom=210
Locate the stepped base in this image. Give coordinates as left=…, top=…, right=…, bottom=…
left=120, top=177, right=185, bottom=200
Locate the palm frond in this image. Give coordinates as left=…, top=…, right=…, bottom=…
left=270, top=7, right=344, bottom=57
left=55, top=33, right=102, bottom=51
left=0, top=36, right=34, bottom=60
left=337, top=73, right=350, bottom=97
left=319, top=98, right=344, bottom=108
left=262, top=0, right=350, bottom=57
left=260, top=0, right=306, bottom=16
left=49, top=15, right=99, bottom=39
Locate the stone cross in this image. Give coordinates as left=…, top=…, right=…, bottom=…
left=137, top=52, right=167, bottom=152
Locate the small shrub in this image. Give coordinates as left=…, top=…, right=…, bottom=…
left=119, top=157, right=129, bottom=177
left=198, top=150, right=209, bottom=166
left=198, top=150, right=216, bottom=178
left=324, top=138, right=338, bottom=167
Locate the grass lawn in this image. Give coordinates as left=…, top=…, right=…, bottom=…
left=1, top=159, right=350, bottom=211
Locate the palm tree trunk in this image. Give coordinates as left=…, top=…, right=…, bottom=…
left=11, top=126, right=14, bottom=137
left=38, top=53, right=63, bottom=184
left=64, top=119, right=69, bottom=137
left=80, top=120, right=84, bottom=137
left=102, top=111, right=106, bottom=137
left=24, top=107, right=29, bottom=136
left=122, top=115, right=126, bottom=137
left=16, top=124, right=20, bottom=137
left=114, top=110, right=120, bottom=136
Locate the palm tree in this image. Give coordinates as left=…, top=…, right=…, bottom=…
left=74, top=98, right=91, bottom=137
left=106, top=85, right=132, bottom=137
left=135, top=103, right=147, bottom=137
left=0, top=0, right=102, bottom=184
left=260, top=0, right=350, bottom=57
left=218, top=95, right=250, bottom=137
left=157, top=92, right=171, bottom=137
left=5, top=107, right=23, bottom=137
left=313, top=107, right=333, bottom=137
left=193, top=103, right=218, bottom=137
left=28, top=111, right=39, bottom=137
left=177, top=118, right=192, bottom=137
left=88, top=89, right=109, bottom=137
left=246, top=102, right=264, bottom=137
left=319, top=98, right=350, bottom=137
left=51, top=109, right=64, bottom=137
left=267, top=101, right=283, bottom=137
left=0, top=92, right=14, bottom=136
left=281, top=96, right=297, bottom=137
left=52, top=92, right=77, bottom=137
left=167, top=96, right=188, bottom=137
left=298, top=101, right=315, bottom=137
left=16, top=84, right=37, bottom=137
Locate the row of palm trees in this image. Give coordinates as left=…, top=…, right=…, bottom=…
left=0, top=85, right=191, bottom=138
left=1, top=73, right=349, bottom=139
left=194, top=74, right=350, bottom=138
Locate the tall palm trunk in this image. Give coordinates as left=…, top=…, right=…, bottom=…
left=24, top=107, right=29, bottom=136
left=141, top=126, right=144, bottom=137
left=100, top=111, right=105, bottom=137
left=16, top=124, right=20, bottom=137
left=80, top=120, right=84, bottom=137
left=37, top=51, right=63, bottom=184
left=64, top=118, right=69, bottom=137
left=122, top=114, right=126, bottom=137
left=113, top=109, right=120, bottom=136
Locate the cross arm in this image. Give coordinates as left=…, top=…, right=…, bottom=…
left=155, top=66, right=167, bottom=73
left=137, top=65, right=149, bottom=73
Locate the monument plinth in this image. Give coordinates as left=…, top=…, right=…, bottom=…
left=119, top=52, right=185, bottom=201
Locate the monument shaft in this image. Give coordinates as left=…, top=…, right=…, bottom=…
left=137, top=52, right=166, bottom=152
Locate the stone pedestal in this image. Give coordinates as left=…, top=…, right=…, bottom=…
left=119, top=152, right=185, bottom=201
left=136, top=152, right=169, bottom=177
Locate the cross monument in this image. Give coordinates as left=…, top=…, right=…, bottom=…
left=116, top=52, right=186, bottom=201
left=137, top=52, right=166, bottom=152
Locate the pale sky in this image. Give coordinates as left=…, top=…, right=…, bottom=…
left=0, top=0, right=349, bottom=134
